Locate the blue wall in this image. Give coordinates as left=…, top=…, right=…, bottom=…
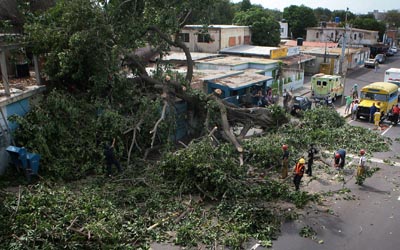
left=6, top=99, right=30, bottom=131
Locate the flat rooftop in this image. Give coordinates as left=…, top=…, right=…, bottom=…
left=196, top=55, right=278, bottom=66
left=220, top=45, right=280, bottom=57
left=212, top=72, right=273, bottom=90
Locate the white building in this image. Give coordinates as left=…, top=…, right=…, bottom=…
left=279, top=21, right=289, bottom=39
left=306, top=26, right=379, bottom=47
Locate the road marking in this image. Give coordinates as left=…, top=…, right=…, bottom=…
left=398, top=196, right=400, bottom=201
left=250, top=243, right=260, bottom=250
left=381, top=125, right=393, bottom=136
left=348, top=120, right=354, bottom=124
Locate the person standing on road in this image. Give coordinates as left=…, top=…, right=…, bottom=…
left=374, top=61, right=379, bottom=72
left=333, top=149, right=346, bottom=170
left=374, top=110, right=381, bottom=130
left=356, top=149, right=367, bottom=185
left=392, top=104, right=399, bottom=125
left=306, top=144, right=318, bottom=177
left=369, top=103, right=377, bottom=123
left=283, top=89, right=290, bottom=111
left=351, top=100, right=359, bottom=120
left=281, top=144, right=290, bottom=179
left=344, top=95, right=353, bottom=114
left=293, top=158, right=306, bottom=191
left=352, top=84, right=359, bottom=99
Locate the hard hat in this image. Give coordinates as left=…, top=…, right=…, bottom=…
left=360, top=149, right=365, bottom=155
left=282, top=144, right=288, bottom=150
left=335, top=153, right=340, bottom=159
left=299, top=158, right=305, bottom=164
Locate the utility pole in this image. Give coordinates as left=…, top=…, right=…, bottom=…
left=340, top=7, right=349, bottom=105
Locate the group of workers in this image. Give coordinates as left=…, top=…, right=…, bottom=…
left=369, top=103, right=400, bottom=129
left=281, top=144, right=368, bottom=191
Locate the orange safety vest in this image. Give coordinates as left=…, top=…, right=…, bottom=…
left=294, top=163, right=305, bottom=176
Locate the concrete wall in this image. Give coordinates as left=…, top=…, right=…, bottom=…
left=280, top=69, right=304, bottom=91
left=306, top=28, right=379, bottom=46
left=220, top=27, right=251, bottom=50
left=175, top=26, right=251, bottom=53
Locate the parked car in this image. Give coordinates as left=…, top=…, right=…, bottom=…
left=293, top=96, right=312, bottom=110
left=375, top=53, right=386, bottom=64
left=386, top=49, right=395, bottom=57
left=290, top=96, right=312, bottom=116
left=364, top=58, right=376, bottom=68
left=390, top=46, right=397, bottom=53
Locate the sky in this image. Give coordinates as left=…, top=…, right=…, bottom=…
left=232, top=0, right=398, bottom=14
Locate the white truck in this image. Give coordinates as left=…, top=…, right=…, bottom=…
left=384, top=68, right=400, bottom=88
left=384, top=68, right=400, bottom=102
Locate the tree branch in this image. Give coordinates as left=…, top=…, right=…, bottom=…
left=147, top=26, right=193, bottom=83
left=150, top=100, right=167, bottom=148
left=126, top=119, right=143, bottom=167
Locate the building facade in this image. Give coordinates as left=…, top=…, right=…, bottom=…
left=306, top=26, right=379, bottom=47
left=174, top=25, right=251, bottom=53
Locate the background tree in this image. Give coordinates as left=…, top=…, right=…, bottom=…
left=331, top=9, right=356, bottom=23
left=186, top=0, right=235, bottom=25
left=283, top=5, right=317, bottom=39
left=240, top=0, right=252, bottom=12
left=313, top=7, right=332, bottom=22
left=233, top=7, right=281, bottom=46
left=351, top=16, right=386, bottom=41
left=384, top=10, right=400, bottom=28
left=265, top=8, right=283, bottom=22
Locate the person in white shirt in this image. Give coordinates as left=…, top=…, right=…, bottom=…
left=351, top=100, right=359, bottom=120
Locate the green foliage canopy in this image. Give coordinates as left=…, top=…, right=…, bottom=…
left=283, top=5, right=318, bottom=39
left=233, top=7, right=281, bottom=46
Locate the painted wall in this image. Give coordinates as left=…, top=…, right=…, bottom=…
left=0, top=98, right=31, bottom=175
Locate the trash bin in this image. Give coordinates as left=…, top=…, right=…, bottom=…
left=6, top=146, right=27, bottom=169
left=27, top=153, right=40, bottom=175
left=6, top=146, right=40, bottom=180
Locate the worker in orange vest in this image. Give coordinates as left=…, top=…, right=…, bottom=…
left=293, top=158, right=306, bottom=191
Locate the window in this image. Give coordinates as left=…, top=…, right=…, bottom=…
left=331, top=32, right=334, bottom=38
left=198, top=34, right=211, bottom=43
left=322, top=81, right=327, bottom=86
left=354, top=34, right=357, bottom=40
left=360, top=92, right=388, bottom=101
left=316, top=32, right=319, bottom=39
left=317, top=80, right=321, bottom=86
left=179, top=33, right=189, bottom=43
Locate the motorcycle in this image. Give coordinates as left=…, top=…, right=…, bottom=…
left=315, top=97, right=335, bottom=108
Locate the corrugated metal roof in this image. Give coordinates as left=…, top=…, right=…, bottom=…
left=196, top=55, right=278, bottom=65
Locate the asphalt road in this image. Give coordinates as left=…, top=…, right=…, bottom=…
left=269, top=53, right=400, bottom=250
